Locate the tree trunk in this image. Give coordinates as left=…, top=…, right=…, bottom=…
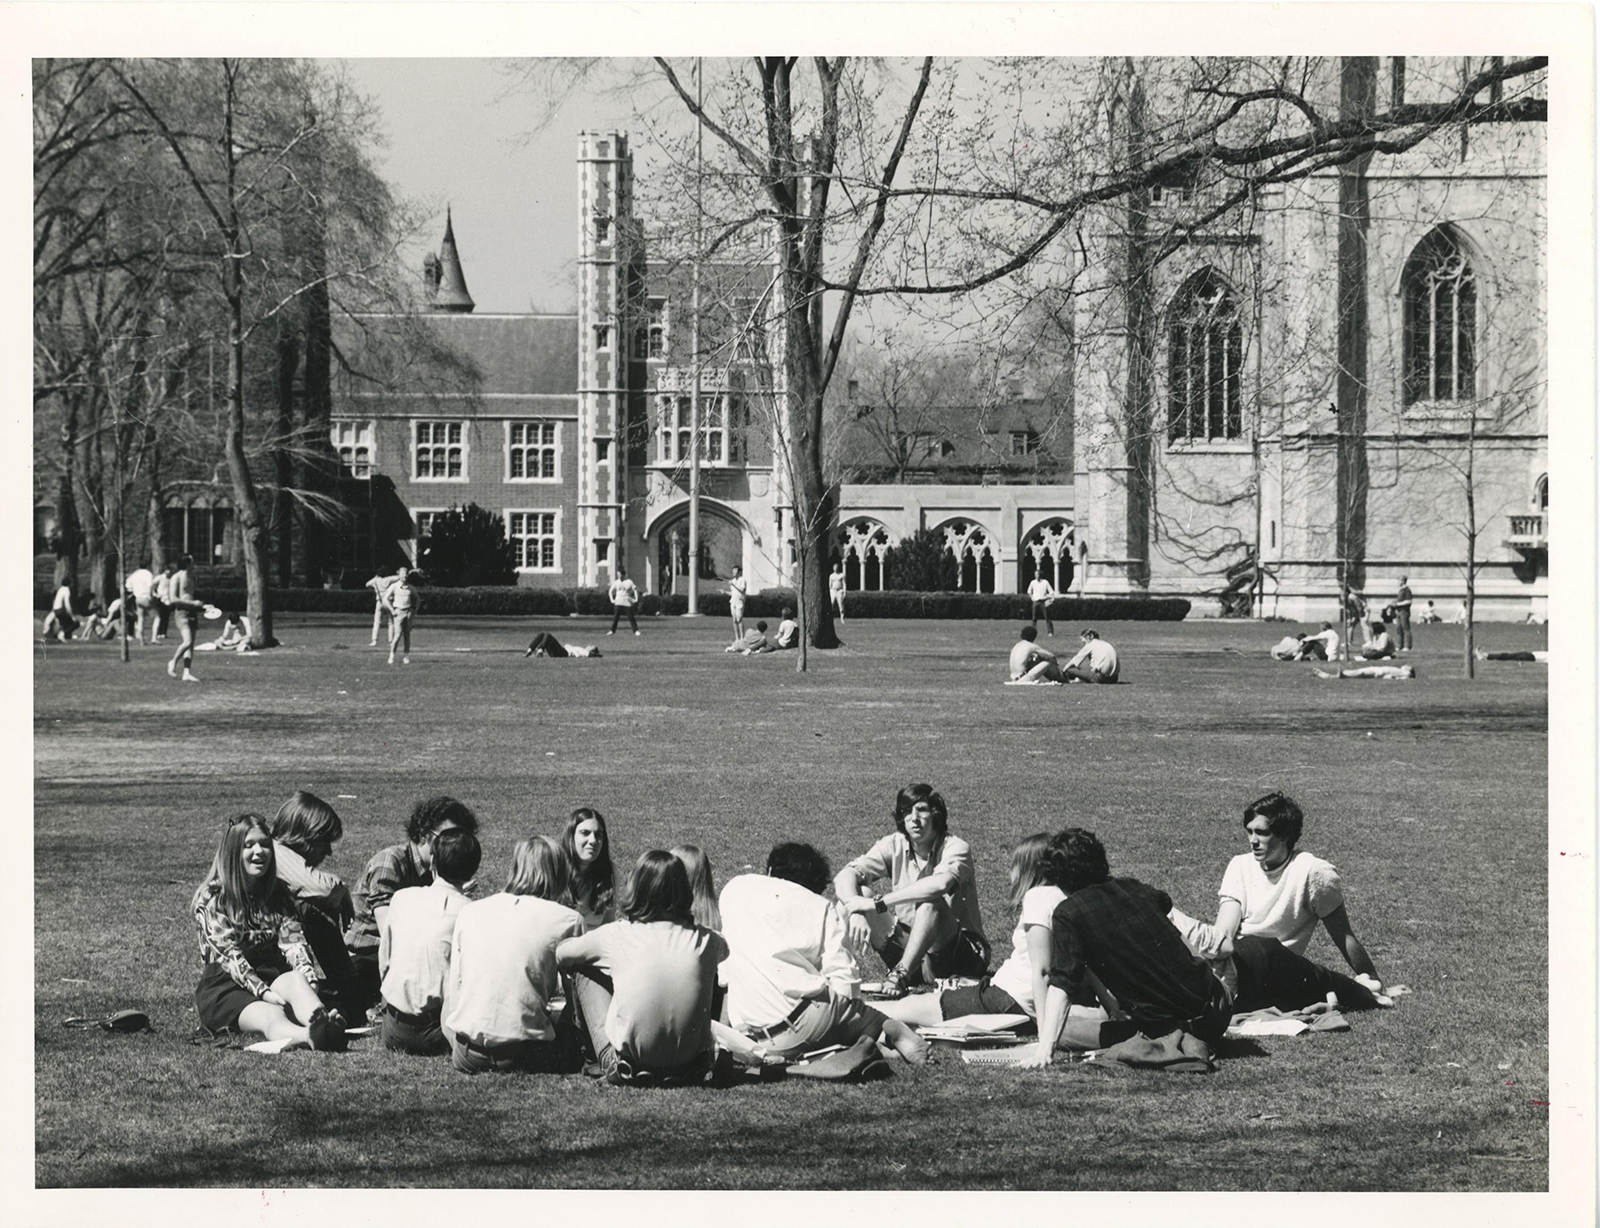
left=272, top=322, right=299, bottom=586
left=1464, top=412, right=1478, bottom=679
left=71, top=388, right=107, bottom=608
left=53, top=401, right=81, bottom=593
left=296, top=270, right=335, bottom=586
left=145, top=426, right=166, bottom=574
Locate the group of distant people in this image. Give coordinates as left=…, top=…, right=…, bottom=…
left=190, top=782, right=1388, bottom=1076
left=42, top=556, right=209, bottom=681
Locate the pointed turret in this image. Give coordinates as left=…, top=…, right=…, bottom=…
left=429, top=207, right=476, bottom=313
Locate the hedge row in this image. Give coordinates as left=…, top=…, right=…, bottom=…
left=36, top=583, right=1189, bottom=622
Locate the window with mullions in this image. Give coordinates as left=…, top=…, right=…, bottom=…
left=1167, top=270, right=1244, bottom=443
left=508, top=510, right=559, bottom=572
left=508, top=421, right=558, bottom=481
left=414, top=421, right=465, bottom=480
left=330, top=420, right=374, bottom=478
left=1402, top=228, right=1478, bottom=407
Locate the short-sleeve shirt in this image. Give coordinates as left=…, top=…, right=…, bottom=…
left=846, top=832, right=987, bottom=941
left=125, top=569, right=154, bottom=602
left=1219, top=850, right=1345, bottom=956
left=1073, top=638, right=1119, bottom=678
left=1026, top=579, right=1056, bottom=602
left=445, top=892, right=583, bottom=1046
left=987, top=884, right=1067, bottom=1014
left=608, top=578, right=638, bottom=607
left=567, top=920, right=728, bottom=1072
left=728, top=576, right=748, bottom=608
left=389, top=582, right=416, bottom=614
left=775, top=619, right=799, bottom=647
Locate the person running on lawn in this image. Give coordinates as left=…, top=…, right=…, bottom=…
left=166, top=554, right=203, bottom=682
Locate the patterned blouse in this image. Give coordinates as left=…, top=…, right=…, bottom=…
left=192, top=880, right=317, bottom=999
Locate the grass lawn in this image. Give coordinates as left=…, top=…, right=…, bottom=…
left=34, top=612, right=1549, bottom=1190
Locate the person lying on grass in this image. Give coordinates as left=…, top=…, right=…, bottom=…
left=347, top=796, right=480, bottom=1014
left=1204, top=792, right=1384, bottom=1009
left=191, top=814, right=347, bottom=1051
left=443, top=836, right=585, bottom=1075
left=523, top=632, right=600, bottom=658
left=559, top=807, right=617, bottom=930
left=380, top=828, right=481, bottom=1056
left=267, top=791, right=362, bottom=1020
left=1023, top=827, right=1232, bottom=1067
left=557, top=850, right=729, bottom=1084
left=876, top=832, right=1106, bottom=1059
left=1009, top=625, right=1065, bottom=682
left=1312, top=664, right=1416, bottom=682
left=834, top=783, right=990, bottom=1000
left=719, top=841, right=928, bottom=1066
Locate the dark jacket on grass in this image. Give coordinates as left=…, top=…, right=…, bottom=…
left=1049, top=878, right=1232, bottom=1044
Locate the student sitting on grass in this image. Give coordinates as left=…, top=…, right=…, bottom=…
left=560, top=807, right=617, bottom=930
left=875, top=833, right=1106, bottom=1057
left=773, top=608, right=800, bottom=649
left=191, top=814, right=346, bottom=1051
left=1009, top=625, right=1065, bottom=682
left=557, top=850, right=730, bottom=1084
left=444, top=836, right=585, bottom=1075
left=725, top=620, right=775, bottom=654
left=1063, top=628, right=1119, bottom=683
left=196, top=612, right=250, bottom=652
left=266, top=791, right=362, bottom=1020
left=379, top=828, right=481, bottom=1056
left=719, top=841, right=928, bottom=1065
left=1359, top=620, right=1396, bottom=660
left=1206, top=792, right=1383, bottom=1009
left=671, top=844, right=722, bottom=931
left=1023, top=828, right=1232, bottom=1067
left=834, top=783, right=990, bottom=999
left=347, top=797, right=480, bottom=1012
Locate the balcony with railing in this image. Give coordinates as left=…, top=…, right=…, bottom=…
left=1505, top=513, right=1546, bottom=551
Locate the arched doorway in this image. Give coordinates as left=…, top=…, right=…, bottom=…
left=1019, top=519, right=1076, bottom=593
left=837, top=519, right=893, bottom=591
left=937, top=520, right=997, bottom=594
left=654, top=505, right=745, bottom=597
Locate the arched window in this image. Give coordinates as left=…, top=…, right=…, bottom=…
left=1167, top=270, right=1243, bottom=442
left=1535, top=473, right=1547, bottom=512
left=1403, top=228, right=1478, bottom=405
left=837, top=520, right=893, bottom=591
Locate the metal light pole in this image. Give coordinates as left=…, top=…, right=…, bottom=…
left=687, top=57, right=704, bottom=614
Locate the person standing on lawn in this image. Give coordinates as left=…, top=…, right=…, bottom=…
left=834, top=783, right=990, bottom=998
left=346, top=796, right=480, bottom=1012
left=1063, top=627, right=1119, bottom=683
left=191, top=814, right=347, bottom=1051
left=1026, top=572, right=1059, bottom=636
left=1210, top=792, right=1383, bottom=1001
left=829, top=562, right=847, bottom=621
left=607, top=567, right=640, bottom=636
left=123, top=564, right=155, bottom=643
left=727, top=565, right=749, bottom=643
left=152, top=560, right=175, bottom=641
left=385, top=566, right=419, bottom=665
left=381, top=828, right=481, bottom=1056
left=1392, top=577, right=1414, bottom=653
left=367, top=569, right=399, bottom=648
left=166, top=554, right=203, bottom=682
left=719, top=841, right=928, bottom=1065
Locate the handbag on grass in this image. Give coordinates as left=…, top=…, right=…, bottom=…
left=62, top=1009, right=153, bottom=1034
left=786, top=1035, right=893, bottom=1083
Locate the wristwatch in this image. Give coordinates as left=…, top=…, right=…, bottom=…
left=873, top=897, right=887, bottom=914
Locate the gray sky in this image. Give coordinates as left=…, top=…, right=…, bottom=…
left=343, top=59, right=635, bottom=315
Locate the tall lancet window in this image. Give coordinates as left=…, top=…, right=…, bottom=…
left=1167, top=269, right=1244, bottom=442
left=1403, top=228, right=1478, bottom=406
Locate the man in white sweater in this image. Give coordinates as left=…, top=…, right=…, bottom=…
left=720, top=842, right=927, bottom=1064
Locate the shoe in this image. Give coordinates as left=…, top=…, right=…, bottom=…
left=307, top=1007, right=347, bottom=1053
left=182, top=671, right=200, bottom=683
left=606, top=630, right=615, bottom=636
left=167, top=661, right=177, bottom=678
left=879, top=968, right=910, bottom=1000
left=634, top=631, right=641, bottom=637
left=402, top=657, right=410, bottom=665
left=387, top=655, right=395, bottom=665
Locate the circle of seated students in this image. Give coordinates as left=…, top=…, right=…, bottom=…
left=189, top=784, right=1394, bottom=1076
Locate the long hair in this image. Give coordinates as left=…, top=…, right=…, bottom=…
left=560, top=807, right=615, bottom=917
left=268, top=790, right=342, bottom=855
left=623, top=850, right=694, bottom=926
left=670, top=844, right=721, bottom=931
left=893, top=783, right=949, bottom=838
left=194, top=814, right=278, bottom=925
left=1007, top=832, right=1055, bottom=912
left=505, top=835, right=568, bottom=902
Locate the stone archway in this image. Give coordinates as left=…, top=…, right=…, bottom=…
left=652, top=504, right=745, bottom=597
left=1019, top=518, right=1077, bottom=593
left=837, top=519, right=893, bottom=591
left=937, top=519, right=997, bottom=594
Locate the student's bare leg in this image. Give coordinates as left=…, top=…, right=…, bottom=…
left=370, top=602, right=383, bottom=646
left=874, top=1015, right=930, bottom=1064
left=894, top=899, right=958, bottom=984
left=236, top=1000, right=312, bottom=1046
left=872, top=994, right=945, bottom=1027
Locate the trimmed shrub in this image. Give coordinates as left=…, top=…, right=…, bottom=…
left=836, top=591, right=1192, bottom=621
left=418, top=504, right=517, bottom=587
left=882, top=528, right=960, bottom=592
